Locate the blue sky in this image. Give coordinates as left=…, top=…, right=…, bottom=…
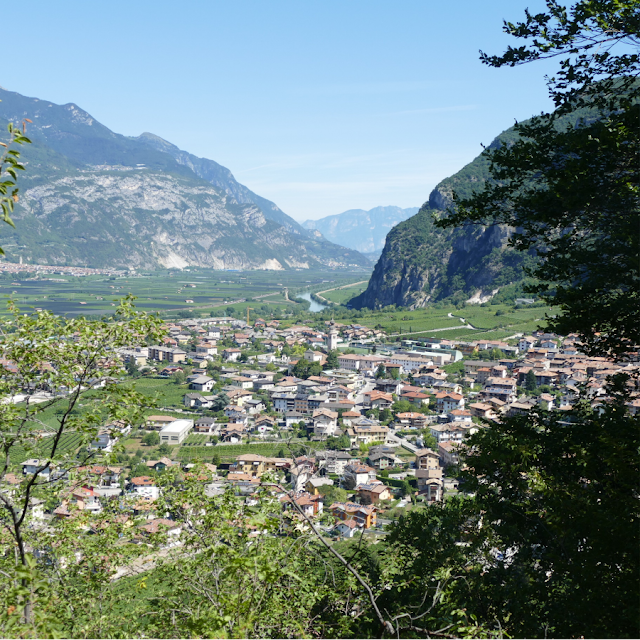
left=10, top=1, right=556, bottom=220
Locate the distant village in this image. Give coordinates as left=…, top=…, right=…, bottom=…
left=6, top=311, right=639, bottom=542
left=0, top=260, right=126, bottom=277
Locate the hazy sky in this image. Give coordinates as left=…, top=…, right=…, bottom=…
left=9, top=1, right=556, bottom=221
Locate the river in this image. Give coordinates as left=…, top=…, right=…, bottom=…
left=298, top=291, right=328, bottom=313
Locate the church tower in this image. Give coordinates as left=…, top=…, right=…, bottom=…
left=327, top=318, right=338, bottom=351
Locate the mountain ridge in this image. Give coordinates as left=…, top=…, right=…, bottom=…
left=0, top=87, right=369, bottom=271
left=302, top=205, right=418, bottom=254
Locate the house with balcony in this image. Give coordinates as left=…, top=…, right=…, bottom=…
left=395, top=411, right=428, bottom=429
left=435, top=392, right=465, bottom=413
left=356, top=482, right=392, bottom=504
left=280, top=491, right=324, bottom=518
left=363, top=390, right=393, bottom=410
left=312, top=409, right=339, bottom=437
left=429, top=422, right=467, bottom=444
left=347, top=423, right=389, bottom=446
left=329, top=502, right=377, bottom=529
left=342, top=463, right=377, bottom=489
left=129, top=476, right=160, bottom=500
left=189, top=375, right=215, bottom=392
left=231, top=454, right=291, bottom=477
left=146, top=415, right=176, bottom=430
left=414, top=447, right=443, bottom=501
left=315, top=450, right=358, bottom=475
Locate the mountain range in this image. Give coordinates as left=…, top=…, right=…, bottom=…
left=301, top=206, right=419, bottom=258
left=0, top=87, right=370, bottom=271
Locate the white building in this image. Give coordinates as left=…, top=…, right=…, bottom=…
left=92, top=428, right=117, bottom=452
left=312, top=409, right=339, bottom=436
left=160, top=419, right=194, bottom=445
left=189, top=375, right=215, bottom=392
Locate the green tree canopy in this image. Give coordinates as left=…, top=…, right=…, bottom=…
left=525, top=368, right=537, bottom=393
left=438, top=0, right=640, bottom=358
left=142, top=431, right=160, bottom=447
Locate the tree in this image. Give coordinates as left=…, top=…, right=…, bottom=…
left=419, top=430, right=438, bottom=451
left=391, top=399, right=413, bottom=414
left=204, top=358, right=217, bottom=374
left=210, top=392, right=229, bottom=412
left=157, top=442, right=172, bottom=456
left=125, top=358, right=138, bottom=377
left=0, top=298, right=162, bottom=634
left=375, top=364, right=386, bottom=379
left=325, top=349, right=339, bottom=369
left=292, top=358, right=322, bottom=379
left=399, top=479, right=413, bottom=498
left=419, top=4, right=640, bottom=637
left=0, top=120, right=31, bottom=250
left=456, top=375, right=639, bottom=638
left=318, top=483, right=348, bottom=505
left=326, top=434, right=351, bottom=450
left=142, top=431, right=160, bottom=447
left=171, top=370, right=186, bottom=385
left=437, top=1, right=640, bottom=358
left=525, top=368, right=538, bottom=393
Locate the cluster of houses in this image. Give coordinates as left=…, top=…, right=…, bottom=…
left=116, top=319, right=640, bottom=513
left=5, top=313, right=639, bottom=543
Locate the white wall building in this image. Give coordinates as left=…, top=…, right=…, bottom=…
left=160, top=419, right=194, bottom=445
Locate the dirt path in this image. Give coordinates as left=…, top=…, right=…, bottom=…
left=315, top=280, right=369, bottom=303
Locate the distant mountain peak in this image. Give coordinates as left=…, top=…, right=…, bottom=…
left=302, top=205, right=419, bottom=254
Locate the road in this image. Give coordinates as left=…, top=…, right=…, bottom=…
left=387, top=429, right=418, bottom=453
left=314, top=280, right=369, bottom=303
left=353, top=379, right=376, bottom=406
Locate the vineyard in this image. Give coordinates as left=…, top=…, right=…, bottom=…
left=9, top=432, right=84, bottom=464
left=176, top=441, right=324, bottom=461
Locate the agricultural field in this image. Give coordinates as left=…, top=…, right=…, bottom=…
left=319, top=281, right=368, bottom=305
left=8, top=432, right=84, bottom=464
left=349, top=302, right=555, bottom=341
left=177, top=441, right=324, bottom=462
left=0, top=268, right=371, bottom=318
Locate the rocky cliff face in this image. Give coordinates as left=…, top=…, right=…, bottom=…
left=135, top=132, right=303, bottom=234
left=9, top=163, right=368, bottom=270
left=0, top=87, right=370, bottom=270
left=350, top=125, right=527, bottom=309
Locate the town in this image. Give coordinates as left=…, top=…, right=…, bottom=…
left=6, top=308, right=638, bottom=546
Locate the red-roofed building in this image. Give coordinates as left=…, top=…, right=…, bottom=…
left=435, top=392, right=465, bottom=413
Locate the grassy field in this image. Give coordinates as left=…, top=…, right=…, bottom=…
left=122, top=377, right=192, bottom=409
left=320, top=282, right=368, bottom=305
